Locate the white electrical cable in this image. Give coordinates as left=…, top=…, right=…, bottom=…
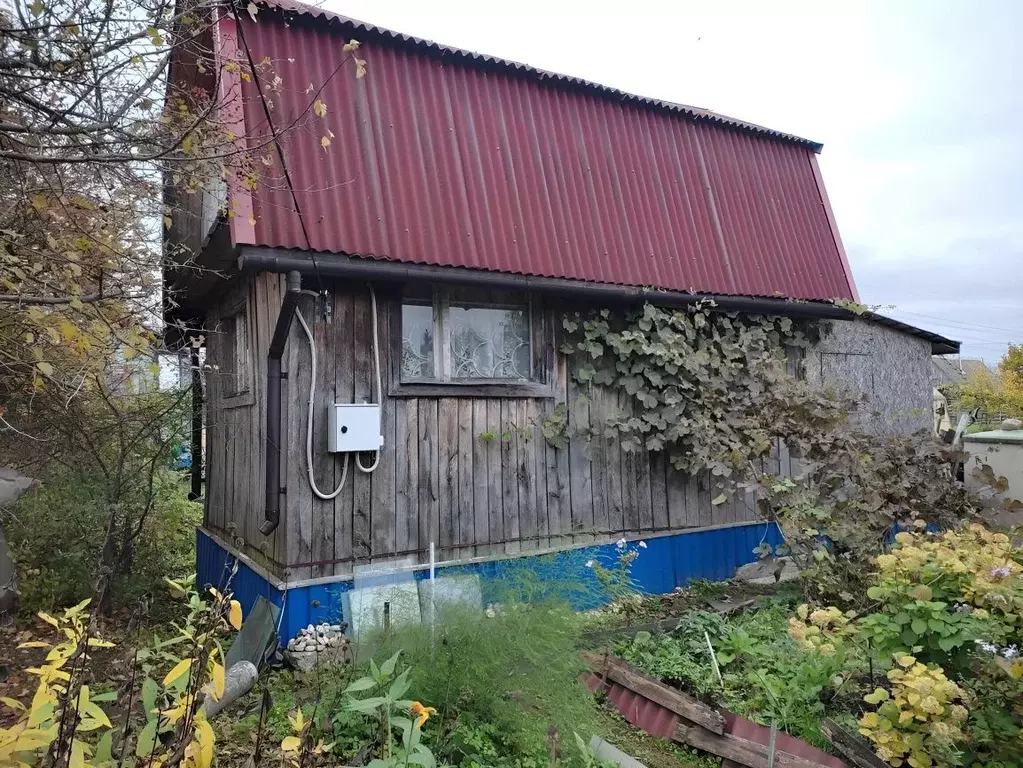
left=296, top=284, right=383, bottom=500
left=296, top=306, right=350, bottom=499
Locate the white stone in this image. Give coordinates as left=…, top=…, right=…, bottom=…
left=287, top=638, right=297, bottom=651
left=307, top=624, right=315, bottom=634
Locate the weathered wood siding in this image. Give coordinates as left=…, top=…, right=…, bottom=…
left=205, top=276, right=775, bottom=579
left=805, top=318, right=933, bottom=436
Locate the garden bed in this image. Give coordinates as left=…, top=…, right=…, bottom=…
left=584, top=523, right=1023, bottom=768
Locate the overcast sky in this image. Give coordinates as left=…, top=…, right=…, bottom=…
left=326, top=0, right=1021, bottom=362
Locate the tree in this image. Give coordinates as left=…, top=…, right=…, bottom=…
left=0, top=0, right=346, bottom=613
left=999, top=344, right=1023, bottom=395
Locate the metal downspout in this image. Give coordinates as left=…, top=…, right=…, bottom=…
left=261, top=270, right=302, bottom=536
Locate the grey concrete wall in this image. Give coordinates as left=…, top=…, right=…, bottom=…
left=804, top=318, right=933, bottom=436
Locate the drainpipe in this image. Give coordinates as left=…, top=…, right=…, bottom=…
left=261, top=270, right=302, bottom=536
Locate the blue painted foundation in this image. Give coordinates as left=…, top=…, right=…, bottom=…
left=197, top=522, right=782, bottom=641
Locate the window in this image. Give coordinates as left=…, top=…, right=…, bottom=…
left=394, top=286, right=551, bottom=396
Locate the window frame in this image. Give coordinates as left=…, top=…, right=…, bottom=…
left=389, top=285, right=555, bottom=399
left=219, top=296, right=254, bottom=409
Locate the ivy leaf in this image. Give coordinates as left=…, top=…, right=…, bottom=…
left=343, top=38, right=361, bottom=52
left=711, top=493, right=728, bottom=506
left=320, top=135, right=331, bottom=151
left=312, top=99, right=327, bottom=118
left=355, top=58, right=367, bottom=79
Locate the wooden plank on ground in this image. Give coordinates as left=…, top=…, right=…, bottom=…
left=582, top=653, right=724, bottom=735
left=673, top=725, right=828, bottom=768
left=821, top=719, right=888, bottom=768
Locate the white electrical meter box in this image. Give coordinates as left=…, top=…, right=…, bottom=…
left=328, top=403, right=383, bottom=453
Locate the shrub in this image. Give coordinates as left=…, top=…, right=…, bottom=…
left=858, top=654, right=968, bottom=768
left=7, top=467, right=200, bottom=615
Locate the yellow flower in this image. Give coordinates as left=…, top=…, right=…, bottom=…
left=410, top=701, right=437, bottom=729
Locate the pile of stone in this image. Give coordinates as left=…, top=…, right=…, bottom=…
left=284, top=622, right=348, bottom=672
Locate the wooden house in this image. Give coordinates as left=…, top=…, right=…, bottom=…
left=165, top=1, right=958, bottom=635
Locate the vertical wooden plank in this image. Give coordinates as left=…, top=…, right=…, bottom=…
left=251, top=275, right=271, bottom=565
left=518, top=399, right=537, bottom=551
left=567, top=374, right=593, bottom=543
left=665, top=463, right=688, bottom=530
left=268, top=275, right=289, bottom=570
left=544, top=353, right=571, bottom=546
left=457, top=398, right=475, bottom=554
left=606, top=390, right=625, bottom=537
left=588, top=388, right=610, bottom=538
left=394, top=399, right=418, bottom=558
left=531, top=399, right=548, bottom=551
left=684, top=473, right=701, bottom=528
left=650, top=449, right=669, bottom=533
left=697, top=470, right=713, bottom=528
left=418, top=400, right=440, bottom=556
left=487, top=399, right=504, bottom=551
left=285, top=304, right=314, bottom=579
left=500, top=399, right=520, bottom=554
left=438, top=398, right=459, bottom=556
left=619, top=394, right=639, bottom=537
left=310, top=293, right=336, bottom=579
left=351, top=289, right=373, bottom=562
left=332, top=285, right=356, bottom=575
left=472, top=399, right=491, bottom=556
left=372, top=294, right=397, bottom=560
left=634, top=435, right=654, bottom=535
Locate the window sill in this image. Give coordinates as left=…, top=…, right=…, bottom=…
left=389, top=381, right=555, bottom=399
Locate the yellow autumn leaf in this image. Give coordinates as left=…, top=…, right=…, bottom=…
left=343, top=39, right=361, bottom=52
left=17, top=641, right=51, bottom=649
left=30, top=193, right=47, bottom=210
left=37, top=612, right=59, bottom=628
left=163, top=657, right=193, bottom=687
left=312, top=99, right=327, bottom=118
left=0, top=696, right=26, bottom=711
left=35, top=362, right=54, bottom=377
left=211, top=662, right=225, bottom=700
left=355, top=58, right=367, bottom=79
left=195, top=718, right=215, bottom=768
left=320, top=135, right=331, bottom=151
left=281, top=735, right=301, bottom=752
left=228, top=600, right=242, bottom=630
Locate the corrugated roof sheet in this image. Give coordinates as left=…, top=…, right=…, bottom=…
left=258, top=0, right=823, bottom=151
left=224, top=3, right=858, bottom=302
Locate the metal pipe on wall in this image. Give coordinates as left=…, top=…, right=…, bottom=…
left=238, top=248, right=853, bottom=321
left=261, top=270, right=303, bottom=536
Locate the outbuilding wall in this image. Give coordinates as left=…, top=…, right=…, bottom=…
left=202, top=276, right=930, bottom=581
left=804, top=318, right=933, bottom=436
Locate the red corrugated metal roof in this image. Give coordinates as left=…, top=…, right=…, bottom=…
left=221, top=3, right=858, bottom=302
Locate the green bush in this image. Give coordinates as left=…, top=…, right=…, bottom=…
left=7, top=468, right=200, bottom=615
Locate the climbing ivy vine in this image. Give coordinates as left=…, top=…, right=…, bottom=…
left=560, top=300, right=987, bottom=606
left=560, top=301, right=835, bottom=480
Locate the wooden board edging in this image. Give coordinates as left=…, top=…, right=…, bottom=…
left=820, top=719, right=888, bottom=768
left=675, top=724, right=832, bottom=768
left=582, top=652, right=725, bottom=735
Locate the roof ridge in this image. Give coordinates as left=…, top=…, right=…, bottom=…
left=255, top=0, right=824, bottom=152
